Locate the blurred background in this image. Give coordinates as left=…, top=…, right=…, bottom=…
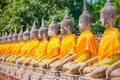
left=0, top=0, right=120, bottom=35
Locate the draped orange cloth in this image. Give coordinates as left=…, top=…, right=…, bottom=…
left=98, top=28, right=120, bottom=61
left=76, top=30, right=98, bottom=59
left=35, top=40, right=48, bottom=60
left=6, top=43, right=12, bottom=55
left=59, top=34, right=76, bottom=59
left=20, top=41, right=30, bottom=56
left=46, top=36, right=60, bottom=59
left=26, top=39, right=40, bottom=57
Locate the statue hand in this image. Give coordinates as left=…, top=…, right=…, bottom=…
left=106, top=67, right=113, bottom=79
left=79, top=62, right=87, bottom=74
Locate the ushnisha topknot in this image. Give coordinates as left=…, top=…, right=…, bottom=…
left=78, top=0, right=92, bottom=30
left=49, top=16, right=59, bottom=35
left=39, top=18, right=48, bottom=35
left=8, top=29, right=13, bottom=42
left=23, top=24, right=30, bottom=36
left=30, top=21, right=38, bottom=36
left=18, top=26, right=24, bottom=41
left=13, top=27, right=18, bottom=40
left=61, top=7, right=73, bottom=33
left=100, top=0, right=118, bottom=27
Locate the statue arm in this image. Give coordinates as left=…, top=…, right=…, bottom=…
left=106, top=60, right=120, bottom=78
left=37, top=55, right=47, bottom=62
left=62, top=54, right=77, bottom=65
left=79, top=56, right=98, bottom=74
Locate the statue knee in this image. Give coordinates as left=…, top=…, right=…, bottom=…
left=90, top=66, right=108, bottom=78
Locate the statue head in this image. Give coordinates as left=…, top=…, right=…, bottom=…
left=18, top=26, right=24, bottom=41
left=38, top=18, right=48, bottom=40
left=23, top=24, right=30, bottom=40
left=13, top=27, right=18, bottom=42
left=30, top=21, right=38, bottom=39
left=48, top=16, right=59, bottom=37
left=78, top=0, right=92, bottom=31
left=60, top=7, right=73, bottom=35
left=100, top=0, right=118, bottom=28
left=8, top=30, right=13, bottom=43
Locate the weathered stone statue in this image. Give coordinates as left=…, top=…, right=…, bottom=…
left=80, top=0, right=120, bottom=78
left=62, top=0, right=98, bottom=74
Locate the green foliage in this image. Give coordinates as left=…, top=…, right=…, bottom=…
left=0, top=0, right=120, bottom=35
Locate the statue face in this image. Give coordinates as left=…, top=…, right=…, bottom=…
left=13, top=35, right=18, bottom=41
left=8, top=36, right=12, bottom=42
left=30, top=31, right=38, bottom=39
left=60, top=26, right=67, bottom=35
left=18, top=34, right=23, bottom=41
left=4, top=37, right=7, bottom=42
left=78, top=23, right=86, bottom=32
left=38, top=32, right=42, bottom=39
left=48, top=27, right=55, bottom=37
left=23, top=34, right=30, bottom=40
left=100, top=13, right=109, bottom=28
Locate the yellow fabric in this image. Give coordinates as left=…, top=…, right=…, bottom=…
left=59, top=34, right=76, bottom=59
left=75, top=52, right=91, bottom=63
left=97, top=54, right=120, bottom=66
left=26, top=39, right=39, bottom=57
left=98, top=28, right=120, bottom=61
left=20, top=41, right=30, bottom=56
left=76, top=30, right=98, bottom=60
left=40, top=58, right=51, bottom=63
left=35, top=40, right=48, bottom=60
left=47, top=36, right=60, bottom=59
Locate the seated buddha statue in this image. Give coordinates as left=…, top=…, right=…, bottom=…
left=48, top=8, right=77, bottom=71
left=79, top=0, right=120, bottom=78
left=31, top=16, right=60, bottom=68
left=62, top=0, right=98, bottom=74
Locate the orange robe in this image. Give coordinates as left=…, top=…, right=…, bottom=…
left=26, top=39, right=40, bottom=57
left=41, top=36, right=60, bottom=63
left=98, top=28, right=120, bottom=61
left=59, top=34, right=76, bottom=59
left=97, top=28, right=120, bottom=66
left=75, top=30, right=98, bottom=62
left=34, top=40, right=48, bottom=60
left=20, top=41, right=30, bottom=56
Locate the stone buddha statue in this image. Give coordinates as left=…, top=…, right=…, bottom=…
left=62, top=0, right=98, bottom=74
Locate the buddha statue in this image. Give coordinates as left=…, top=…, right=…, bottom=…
left=62, top=0, right=98, bottom=74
